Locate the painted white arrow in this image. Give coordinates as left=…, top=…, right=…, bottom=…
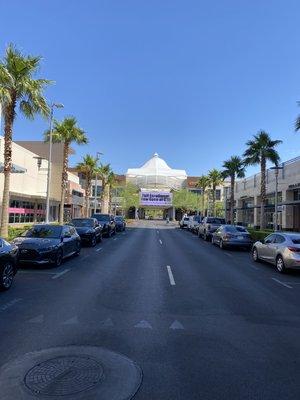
left=169, top=320, right=184, bottom=330
left=63, top=316, right=78, bottom=325
left=134, top=320, right=153, bottom=329
left=28, top=314, right=44, bottom=323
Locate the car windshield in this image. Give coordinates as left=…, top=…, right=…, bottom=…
left=72, top=219, right=94, bottom=227
left=207, top=218, right=226, bottom=224
left=115, top=216, right=123, bottom=221
left=291, top=236, right=300, bottom=244
left=21, top=226, right=62, bottom=238
left=93, top=214, right=110, bottom=222
left=225, top=226, right=248, bottom=233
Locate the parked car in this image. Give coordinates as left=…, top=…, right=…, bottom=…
left=198, top=217, right=226, bottom=241
left=13, top=224, right=81, bottom=267
left=189, top=215, right=202, bottom=233
left=252, top=232, right=300, bottom=273
left=92, top=213, right=116, bottom=237
left=114, top=216, right=126, bottom=231
left=71, top=218, right=103, bottom=246
left=0, top=239, right=19, bottom=291
left=179, top=216, right=191, bottom=229
left=212, top=225, right=252, bottom=250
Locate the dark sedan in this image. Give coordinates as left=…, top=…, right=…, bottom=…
left=71, top=218, right=103, bottom=246
left=92, top=214, right=116, bottom=237
left=114, top=216, right=126, bottom=232
left=12, top=224, right=81, bottom=267
left=212, top=225, right=252, bottom=250
left=0, top=239, right=19, bottom=291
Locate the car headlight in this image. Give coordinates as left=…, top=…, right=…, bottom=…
left=39, top=246, right=56, bottom=252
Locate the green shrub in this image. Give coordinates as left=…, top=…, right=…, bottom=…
left=7, top=225, right=32, bottom=241
left=247, top=228, right=272, bottom=242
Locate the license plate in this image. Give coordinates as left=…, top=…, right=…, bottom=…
left=237, top=236, right=244, bottom=240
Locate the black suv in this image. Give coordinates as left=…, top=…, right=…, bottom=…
left=71, top=218, right=103, bottom=246
left=92, top=214, right=116, bottom=237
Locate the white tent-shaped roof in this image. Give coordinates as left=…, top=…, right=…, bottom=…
left=126, top=153, right=187, bottom=190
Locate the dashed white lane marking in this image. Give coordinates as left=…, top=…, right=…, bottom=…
left=166, top=265, right=176, bottom=286
left=170, top=320, right=184, bottom=330
left=271, top=278, right=293, bottom=289
left=157, top=230, right=159, bottom=234
left=113, top=238, right=117, bottom=241
left=0, top=298, right=22, bottom=312
left=28, top=314, right=44, bottom=323
left=63, top=316, right=79, bottom=325
left=52, top=269, right=70, bottom=280
left=159, top=239, right=163, bottom=245
left=134, top=320, right=153, bottom=329
left=96, top=247, right=103, bottom=252
left=224, top=252, right=233, bottom=258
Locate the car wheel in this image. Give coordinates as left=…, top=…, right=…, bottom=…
left=98, top=233, right=103, bottom=242
left=203, top=232, right=209, bottom=241
left=0, top=262, right=14, bottom=291
left=75, top=242, right=81, bottom=256
left=252, top=247, right=259, bottom=262
left=90, top=235, right=97, bottom=247
left=220, top=239, right=226, bottom=250
left=276, top=255, right=286, bottom=273
left=54, top=249, right=63, bottom=267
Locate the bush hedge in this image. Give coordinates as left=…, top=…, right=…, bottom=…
left=247, top=228, right=272, bottom=242
left=7, top=225, right=32, bottom=241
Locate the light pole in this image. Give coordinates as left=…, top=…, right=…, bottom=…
left=270, top=165, right=283, bottom=231
left=45, top=103, right=64, bottom=223
left=93, top=152, right=103, bottom=214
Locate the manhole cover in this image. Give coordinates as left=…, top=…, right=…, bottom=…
left=0, top=346, right=142, bottom=400
left=24, top=355, right=103, bottom=396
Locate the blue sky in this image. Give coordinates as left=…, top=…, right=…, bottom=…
left=1, top=0, right=300, bottom=176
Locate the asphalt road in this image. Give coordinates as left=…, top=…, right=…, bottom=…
left=1, top=220, right=300, bottom=399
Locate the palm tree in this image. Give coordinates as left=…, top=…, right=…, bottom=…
left=208, top=169, right=224, bottom=216
left=222, top=156, right=245, bottom=224
left=0, top=44, right=51, bottom=236
left=76, top=155, right=98, bottom=217
left=243, top=130, right=282, bottom=229
left=44, top=117, right=88, bottom=224
left=197, top=175, right=210, bottom=216
left=96, top=164, right=115, bottom=213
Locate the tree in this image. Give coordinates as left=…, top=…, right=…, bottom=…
left=197, top=175, right=210, bottom=216
left=120, top=183, right=139, bottom=213
left=173, top=189, right=201, bottom=213
left=44, top=117, right=87, bottom=224
left=222, top=156, right=245, bottom=224
left=208, top=169, right=224, bottom=216
left=76, top=155, right=98, bottom=217
left=96, top=164, right=115, bottom=213
left=0, top=44, right=51, bottom=236
left=243, top=130, right=282, bottom=229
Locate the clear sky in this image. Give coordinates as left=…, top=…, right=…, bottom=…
left=1, top=0, right=300, bottom=176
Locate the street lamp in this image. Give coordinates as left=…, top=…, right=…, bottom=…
left=93, top=152, right=103, bottom=214
left=270, top=165, right=283, bottom=231
left=45, top=102, right=64, bottom=223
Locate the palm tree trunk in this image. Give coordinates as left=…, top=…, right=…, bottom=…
left=0, top=102, right=15, bottom=237
left=260, top=157, right=266, bottom=230
left=59, top=142, right=69, bottom=224
left=85, top=178, right=91, bottom=217
left=102, top=183, right=110, bottom=213
left=230, top=176, right=235, bottom=224
left=212, top=185, right=216, bottom=216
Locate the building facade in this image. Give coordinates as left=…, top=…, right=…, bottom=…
left=234, top=156, right=300, bottom=231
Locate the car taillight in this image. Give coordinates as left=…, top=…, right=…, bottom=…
left=287, top=247, right=300, bottom=253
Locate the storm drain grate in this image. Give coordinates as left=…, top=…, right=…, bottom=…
left=24, top=355, right=104, bottom=396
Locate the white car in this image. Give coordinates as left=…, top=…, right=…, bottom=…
left=189, top=215, right=202, bottom=233
left=179, top=216, right=190, bottom=229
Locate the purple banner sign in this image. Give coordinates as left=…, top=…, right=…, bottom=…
left=140, top=191, right=173, bottom=206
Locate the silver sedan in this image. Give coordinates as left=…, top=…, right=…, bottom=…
left=252, top=232, right=300, bottom=273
